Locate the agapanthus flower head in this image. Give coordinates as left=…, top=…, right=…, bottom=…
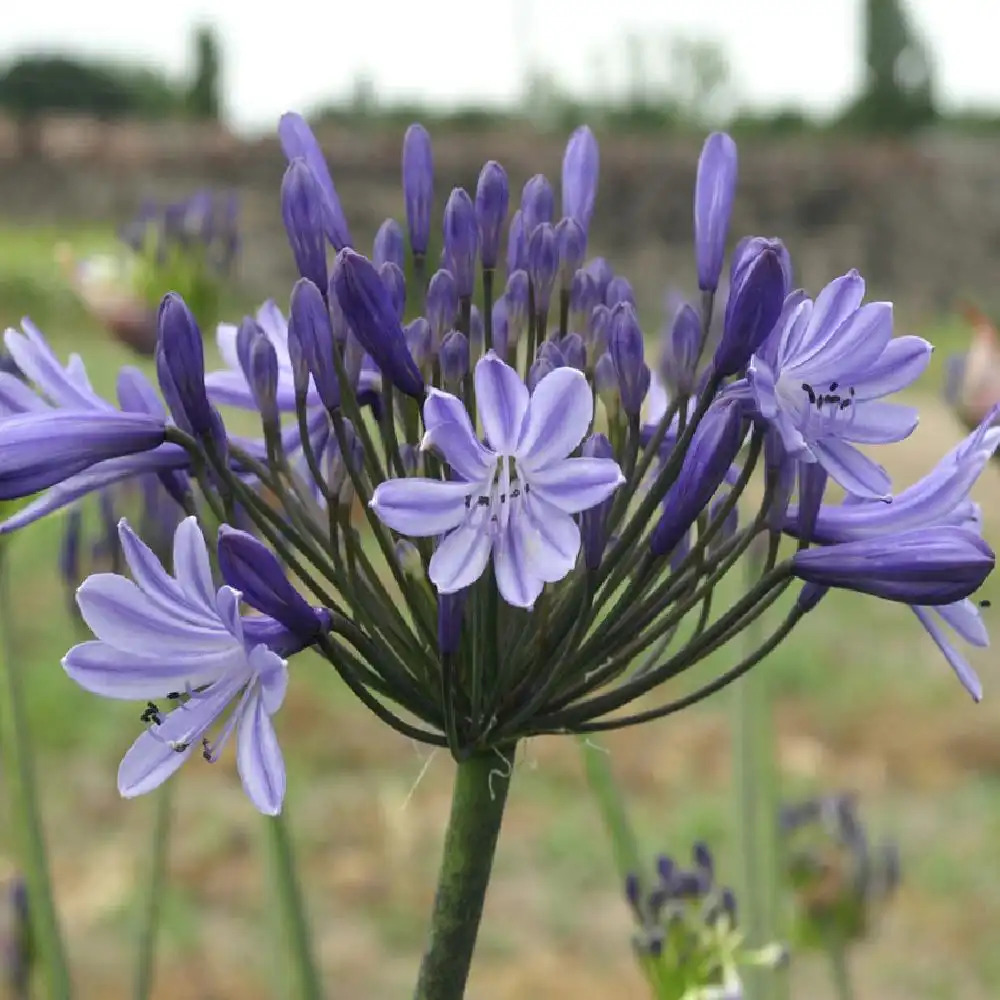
left=627, top=844, right=784, bottom=1000
left=781, top=793, right=899, bottom=949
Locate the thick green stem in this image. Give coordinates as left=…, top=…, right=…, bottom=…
left=131, top=785, right=172, bottom=1000
left=264, top=814, right=323, bottom=1000
left=826, top=939, right=855, bottom=1000
left=0, top=541, right=71, bottom=999
left=414, top=746, right=516, bottom=1000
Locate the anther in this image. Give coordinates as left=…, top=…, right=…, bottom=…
left=829, top=382, right=838, bottom=392
left=801, top=383, right=816, bottom=405
left=980, top=599, right=992, bottom=608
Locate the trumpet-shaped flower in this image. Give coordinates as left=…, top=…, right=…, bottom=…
left=63, top=517, right=296, bottom=814
left=747, top=270, right=932, bottom=499
left=371, top=352, right=624, bottom=608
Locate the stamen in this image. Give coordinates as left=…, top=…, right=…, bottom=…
left=801, top=383, right=816, bottom=405
left=140, top=701, right=162, bottom=725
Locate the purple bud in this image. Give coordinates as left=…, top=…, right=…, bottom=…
left=440, top=330, right=469, bottom=383
left=289, top=278, right=339, bottom=410
left=569, top=270, right=598, bottom=331
left=281, top=159, right=329, bottom=292
left=580, top=432, right=614, bottom=569
left=650, top=398, right=746, bottom=558
left=491, top=296, right=510, bottom=361
left=475, top=160, right=509, bottom=270
left=594, top=351, right=619, bottom=416
left=609, top=302, right=649, bottom=416
left=555, top=217, right=586, bottom=291
left=583, top=257, right=613, bottom=302
left=562, top=125, right=599, bottom=234
left=426, top=269, right=458, bottom=349
left=405, top=317, right=432, bottom=371
left=468, top=305, right=484, bottom=356
left=218, top=525, right=326, bottom=640
left=248, top=327, right=279, bottom=429
left=438, top=589, right=467, bottom=656
left=235, top=317, right=258, bottom=383
left=402, top=123, right=434, bottom=256
left=561, top=333, right=586, bottom=371
left=527, top=356, right=556, bottom=393
left=442, top=188, right=478, bottom=299
left=792, top=526, right=995, bottom=607
left=733, top=236, right=793, bottom=293
left=536, top=339, right=566, bottom=369
left=278, top=112, right=352, bottom=250
left=714, top=246, right=786, bottom=378
left=605, top=275, right=635, bottom=309
left=527, top=222, right=558, bottom=313
left=661, top=302, right=702, bottom=396
left=505, top=270, right=530, bottom=347
left=379, top=261, right=407, bottom=321
left=588, top=303, right=611, bottom=363
left=694, top=132, right=738, bottom=291
left=332, top=249, right=425, bottom=399
left=506, top=209, right=527, bottom=274
left=373, top=218, right=405, bottom=270
left=521, top=174, right=555, bottom=238
left=157, top=293, right=213, bottom=436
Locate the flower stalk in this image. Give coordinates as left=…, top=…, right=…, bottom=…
left=414, top=746, right=516, bottom=1000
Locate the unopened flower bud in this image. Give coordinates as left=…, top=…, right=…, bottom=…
left=157, top=293, right=213, bottom=436
left=475, top=160, right=509, bottom=270
left=281, top=159, right=328, bottom=293
left=661, top=302, right=702, bottom=396
left=505, top=270, right=529, bottom=348
left=569, top=269, right=598, bottom=332
left=289, top=277, right=339, bottom=410
left=373, top=218, right=405, bottom=270
left=521, top=173, right=554, bottom=238
left=555, top=217, right=586, bottom=291
left=527, top=356, right=556, bottom=393
left=379, top=261, right=407, bottom=321
left=440, top=330, right=469, bottom=383
left=443, top=188, right=478, bottom=298
left=594, top=351, right=620, bottom=420
left=562, top=125, right=599, bottom=235
left=405, top=317, right=432, bottom=372
left=426, top=269, right=458, bottom=350
left=527, top=222, right=558, bottom=314
left=491, top=296, right=510, bottom=361
left=402, top=123, right=434, bottom=256
left=561, top=333, right=586, bottom=371
left=609, top=302, right=649, bottom=416
left=506, top=209, right=527, bottom=274
left=584, top=256, right=613, bottom=302
left=694, top=132, right=738, bottom=291
left=606, top=275, right=635, bottom=308
left=536, top=339, right=566, bottom=370
left=581, top=433, right=614, bottom=569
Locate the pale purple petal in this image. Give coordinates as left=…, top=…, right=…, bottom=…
left=215, top=586, right=245, bottom=642
left=118, top=731, right=195, bottom=797
left=237, top=689, right=286, bottom=815
left=523, top=494, right=581, bottom=582
left=912, top=606, right=983, bottom=702
left=256, top=301, right=288, bottom=346
left=172, top=516, right=216, bottom=609
left=527, top=457, right=625, bottom=513
left=796, top=271, right=865, bottom=364
left=63, top=640, right=239, bottom=699
left=216, top=322, right=241, bottom=372
left=422, top=388, right=493, bottom=480
left=516, top=366, right=593, bottom=471
left=849, top=336, right=933, bottom=400
left=493, top=505, right=546, bottom=609
left=428, top=516, right=493, bottom=593
left=76, top=574, right=237, bottom=654
left=0, top=372, right=47, bottom=414
left=250, top=644, right=289, bottom=713
left=793, top=302, right=893, bottom=385
left=837, top=402, right=918, bottom=444
left=371, top=478, right=473, bottom=536
left=810, top=438, right=891, bottom=500
left=474, top=352, right=529, bottom=453
left=935, top=598, right=989, bottom=647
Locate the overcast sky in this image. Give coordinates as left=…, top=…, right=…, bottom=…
left=4, top=1, right=1000, bottom=132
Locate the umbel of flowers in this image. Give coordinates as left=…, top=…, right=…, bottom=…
left=0, top=116, right=994, bottom=999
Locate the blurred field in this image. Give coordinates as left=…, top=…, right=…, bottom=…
left=0, top=220, right=998, bottom=1000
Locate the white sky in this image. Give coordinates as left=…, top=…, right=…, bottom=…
left=4, top=1, right=1000, bottom=132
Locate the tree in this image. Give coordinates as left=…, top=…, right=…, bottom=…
left=186, top=26, right=222, bottom=120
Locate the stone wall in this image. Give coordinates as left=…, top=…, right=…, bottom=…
left=2, top=115, right=999, bottom=318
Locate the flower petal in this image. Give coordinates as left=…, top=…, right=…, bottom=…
left=474, top=351, right=529, bottom=453
left=794, top=302, right=893, bottom=385
left=76, top=574, right=236, bottom=654
left=493, top=505, right=546, bottom=609
left=251, top=644, right=289, bottom=713
left=935, top=598, right=989, bottom=647
left=912, top=606, right=983, bottom=701
left=118, top=730, right=195, bottom=798
left=523, top=494, right=581, bottom=582
left=237, top=689, right=286, bottom=815
left=428, top=515, right=493, bottom=593
left=837, top=402, right=918, bottom=444
left=370, top=478, right=474, bottom=537
left=516, top=366, right=593, bottom=471
left=810, top=438, right=891, bottom=500
left=795, top=271, right=865, bottom=364
left=63, top=640, right=239, bottom=699
left=172, top=516, right=216, bottom=609
left=849, top=335, right=933, bottom=401
left=422, top=389, right=493, bottom=480
left=527, top=457, right=625, bottom=514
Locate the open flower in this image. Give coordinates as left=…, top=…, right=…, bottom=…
left=63, top=517, right=293, bottom=814
left=746, top=270, right=932, bottom=499
left=371, top=352, right=624, bottom=608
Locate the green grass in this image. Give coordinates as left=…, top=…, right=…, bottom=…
left=0, top=219, right=998, bottom=999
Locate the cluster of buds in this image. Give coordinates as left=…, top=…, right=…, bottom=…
left=0, top=114, right=994, bottom=814
left=780, top=794, right=900, bottom=949
left=626, top=844, right=785, bottom=999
